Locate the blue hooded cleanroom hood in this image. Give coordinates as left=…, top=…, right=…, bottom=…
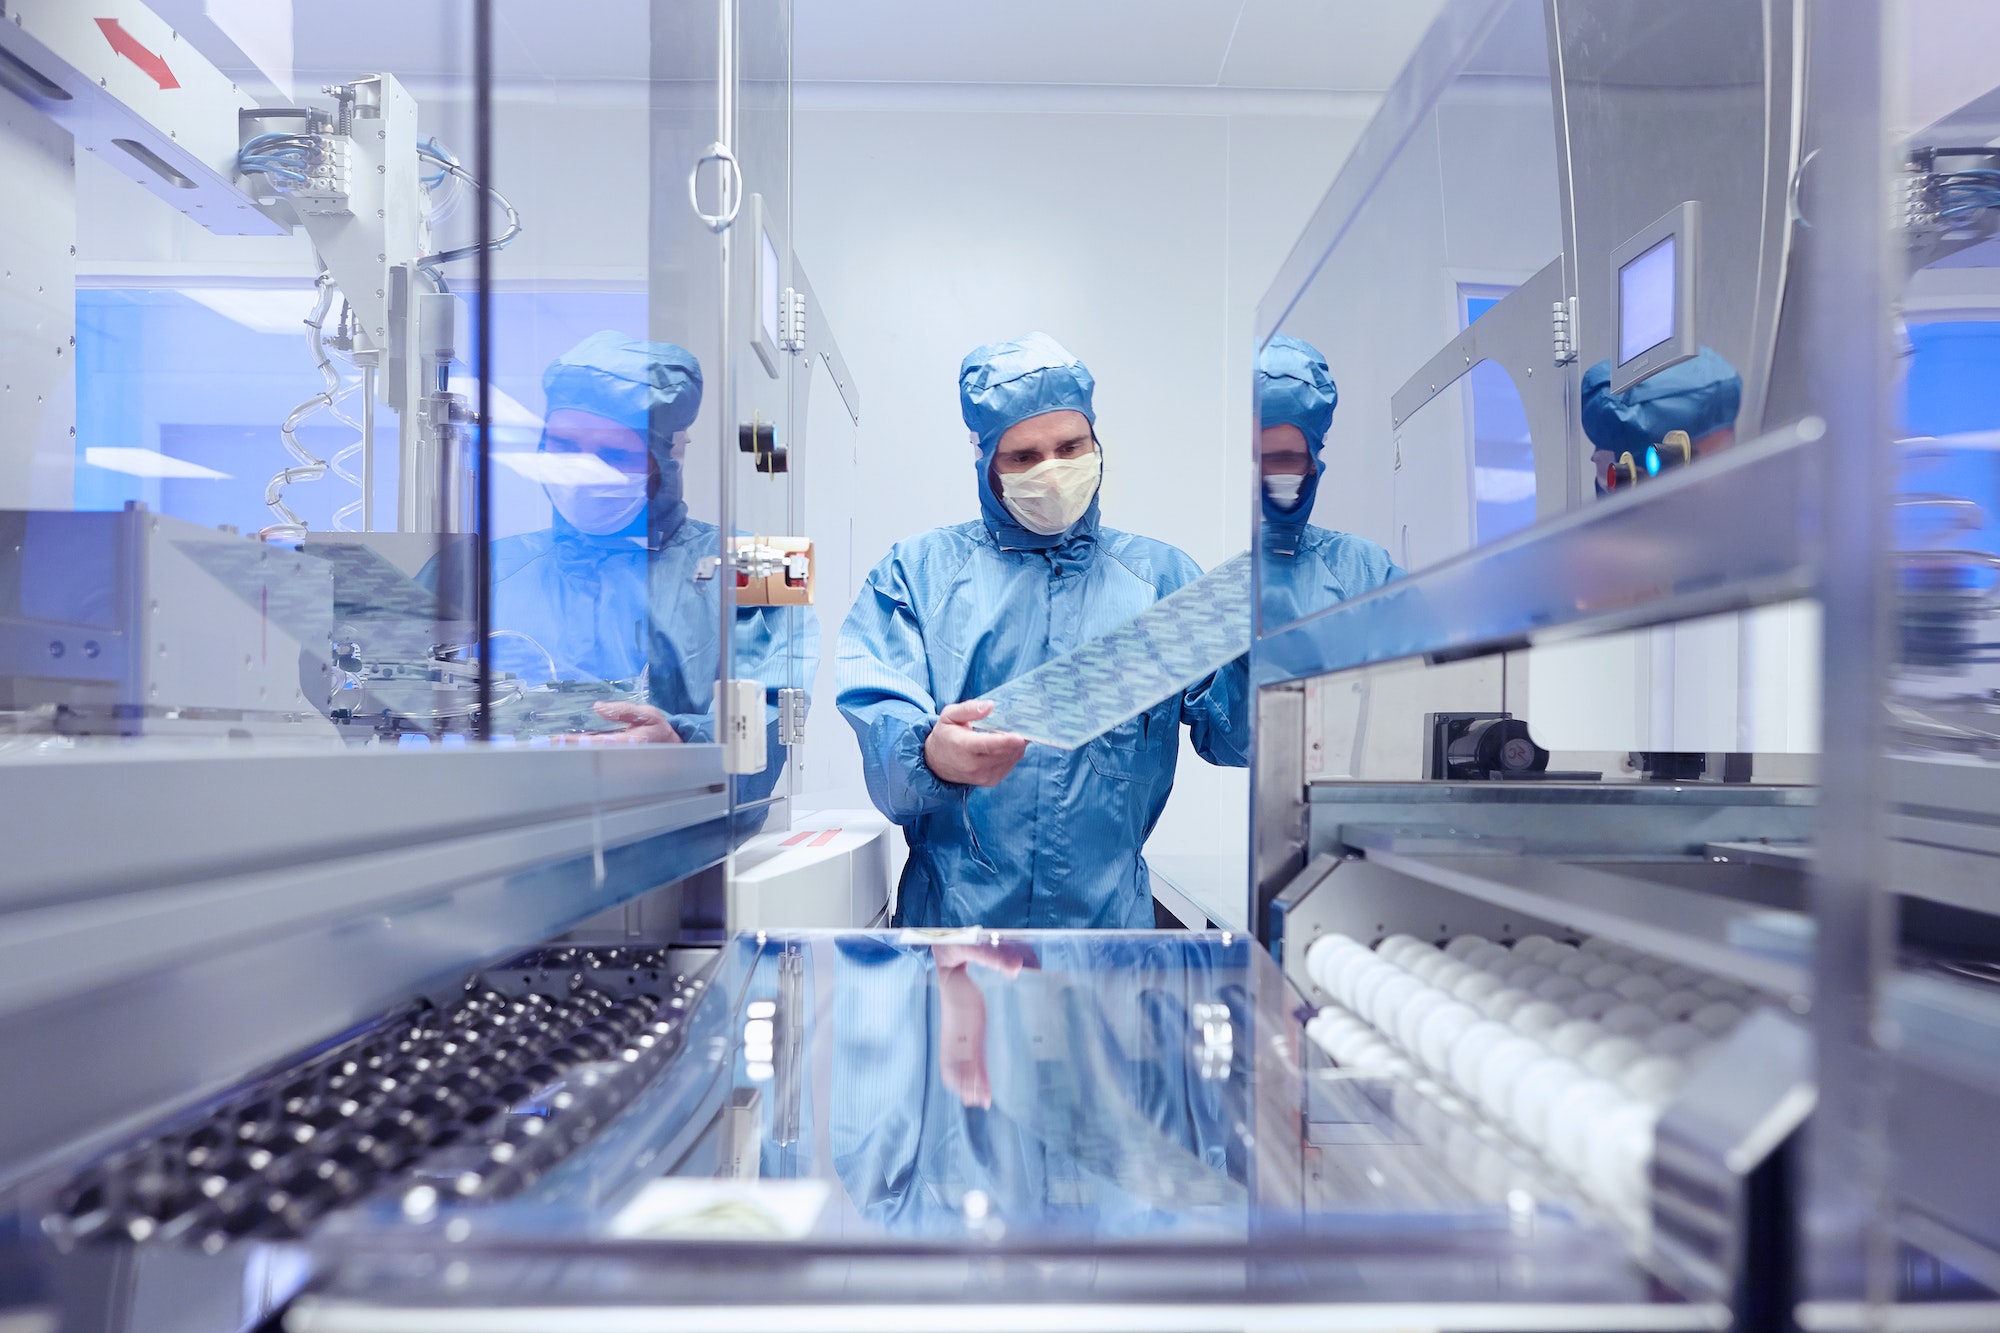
left=959, top=332, right=1100, bottom=551
left=1580, top=346, right=1741, bottom=459
left=542, top=331, right=704, bottom=541
left=1257, top=335, right=1337, bottom=550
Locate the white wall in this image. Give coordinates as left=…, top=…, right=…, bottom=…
left=791, top=86, right=1372, bottom=921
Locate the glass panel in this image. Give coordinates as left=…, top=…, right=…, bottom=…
left=1462, top=288, right=1539, bottom=545
left=722, top=0, right=813, bottom=823
left=309, top=933, right=1679, bottom=1312
left=1891, top=322, right=2000, bottom=746
left=1257, top=0, right=1561, bottom=635
left=0, top=0, right=816, bottom=809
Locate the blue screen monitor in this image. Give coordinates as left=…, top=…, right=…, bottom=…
left=1609, top=201, right=1699, bottom=393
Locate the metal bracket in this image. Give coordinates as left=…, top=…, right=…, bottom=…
left=776, top=687, right=807, bottom=747
left=693, top=543, right=788, bottom=583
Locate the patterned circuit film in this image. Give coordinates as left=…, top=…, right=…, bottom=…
left=973, top=553, right=1251, bottom=749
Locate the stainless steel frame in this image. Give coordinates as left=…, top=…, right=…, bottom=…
left=0, top=743, right=730, bottom=1192
left=1254, top=416, right=1821, bottom=687
left=1251, top=0, right=1913, bottom=1322
left=1391, top=258, right=1582, bottom=517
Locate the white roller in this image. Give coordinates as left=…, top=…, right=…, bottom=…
left=1586, top=1099, right=1659, bottom=1209
left=1368, top=974, right=1422, bottom=1032
left=1645, top=1022, right=1707, bottom=1058
left=1476, top=1035, right=1549, bottom=1116
left=1404, top=950, right=1451, bottom=985
left=1613, top=973, right=1668, bottom=1004
left=1448, top=1019, right=1514, bottom=1093
left=1653, top=989, right=1705, bottom=1022
left=1430, top=959, right=1475, bottom=993
left=1510, top=1000, right=1567, bottom=1040
left=1444, top=934, right=1490, bottom=961
left=1452, top=971, right=1505, bottom=1006
left=1378, top=934, right=1426, bottom=964
left=1547, top=1018, right=1607, bottom=1059
left=1582, top=962, right=1631, bottom=990
left=1621, top=1055, right=1686, bottom=1104
left=1351, top=962, right=1401, bottom=1018
left=1690, top=1001, right=1745, bottom=1036
left=1544, top=1078, right=1628, bottom=1175
left=1601, top=1002, right=1662, bottom=1037
left=1479, top=987, right=1535, bottom=1024
left=1509, top=1055, right=1587, bottom=1143
left=1581, top=1034, right=1646, bottom=1079
left=1395, top=988, right=1451, bottom=1051
left=1503, top=962, right=1556, bottom=993
left=1567, top=990, right=1622, bottom=1021
left=1417, top=1001, right=1481, bottom=1073
left=1532, top=974, right=1586, bottom=1004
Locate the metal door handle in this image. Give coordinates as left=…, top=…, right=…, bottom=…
left=689, top=141, right=741, bottom=233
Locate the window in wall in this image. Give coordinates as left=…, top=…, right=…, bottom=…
left=1898, top=318, right=2000, bottom=562
left=74, top=287, right=646, bottom=539
left=1461, top=287, right=1537, bottom=544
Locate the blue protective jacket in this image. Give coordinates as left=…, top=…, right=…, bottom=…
left=1258, top=523, right=1403, bottom=627
left=485, top=508, right=816, bottom=803
left=837, top=518, right=1249, bottom=930
left=1255, top=336, right=1403, bottom=624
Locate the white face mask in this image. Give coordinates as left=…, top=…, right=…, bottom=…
left=998, top=452, right=1102, bottom=536
left=548, top=476, right=646, bottom=535
left=1263, top=474, right=1306, bottom=508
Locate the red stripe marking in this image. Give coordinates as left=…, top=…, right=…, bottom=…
left=780, top=831, right=814, bottom=847
left=96, top=19, right=181, bottom=90
left=809, top=828, right=841, bottom=848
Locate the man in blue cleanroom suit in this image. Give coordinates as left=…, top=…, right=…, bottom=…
left=1580, top=346, right=1742, bottom=490
left=836, top=332, right=1250, bottom=930
left=481, top=331, right=813, bottom=802
left=1256, top=335, right=1402, bottom=627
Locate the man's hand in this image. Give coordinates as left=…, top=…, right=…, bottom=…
left=571, top=700, right=682, bottom=744
left=923, top=700, right=1027, bottom=786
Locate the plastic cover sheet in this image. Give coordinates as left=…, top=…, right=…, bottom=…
left=975, top=552, right=1250, bottom=748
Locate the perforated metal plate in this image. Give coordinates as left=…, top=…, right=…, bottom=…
left=974, top=552, right=1250, bottom=749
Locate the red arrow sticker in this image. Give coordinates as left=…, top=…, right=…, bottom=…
left=95, top=18, right=180, bottom=91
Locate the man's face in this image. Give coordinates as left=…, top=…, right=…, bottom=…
left=541, top=408, right=687, bottom=480
left=989, top=410, right=1096, bottom=476
left=1260, top=424, right=1313, bottom=476
left=543, top=408, right=653, bottom=478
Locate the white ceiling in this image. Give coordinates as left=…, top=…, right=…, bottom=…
left=794, top=0, right=1450, bottom=90
left=280, top=0, right=1449, bottom=93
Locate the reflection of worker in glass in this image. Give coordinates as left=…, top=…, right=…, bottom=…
left=1257, top=335, right=1401, bottom=625
left=487, top=331, right=813, bottom=799
left=822, top=935, right=1247, bottom=1237
left=1581, top=346, right=1741, bottom=492
left=836, top=333, right=1249, bottom=930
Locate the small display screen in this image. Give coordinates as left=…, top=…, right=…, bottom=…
left=760, top=230, right=781, bottom=351
left=1618, top=235, right=1676, bottom=366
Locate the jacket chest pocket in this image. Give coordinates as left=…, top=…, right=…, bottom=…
left=1085, top=706, right=1166, bottom=781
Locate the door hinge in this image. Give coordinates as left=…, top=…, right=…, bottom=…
left=777, top=687, right=808, bottom=746
left=1552, top=296, right=1579, bottom=365
left=779, top=286, right=806, bottom=353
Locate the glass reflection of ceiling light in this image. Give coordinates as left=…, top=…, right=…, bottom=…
left=493, top=452, right=626, bottom=486
left=445, top=374, right=542, bottom=430
left=1474, top=466, right=1537, bottom=505
left=84, top=447, right=231, bottom=480
left=179, top=287, right=319, bottom=335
